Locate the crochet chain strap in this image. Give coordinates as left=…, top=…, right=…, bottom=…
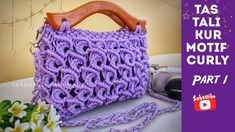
left=61, top=88, right=181, bottom=132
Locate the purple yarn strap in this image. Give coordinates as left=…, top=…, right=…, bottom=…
left=31, top=52, right=41, bottom=105
left=60, top=20, right=70, bottom=32
left=61, top=88, right=181, bottom=132
left=135, top=24, right=142, bottom=33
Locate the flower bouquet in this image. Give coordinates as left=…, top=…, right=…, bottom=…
left=0, top=100, right=63, bottom=132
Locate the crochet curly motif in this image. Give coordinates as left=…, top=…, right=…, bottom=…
left=33, top=24, right=149, bottom=121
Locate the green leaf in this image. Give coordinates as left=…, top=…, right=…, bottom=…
left=0, top=121, right=14, bottom=129
left=20, top=103, right=35, bottom=123
left=0, top=100, right=11, bottom=121
left=13, top=100, right=21, bottom=104
left=0, top=100, right=13, bottom=129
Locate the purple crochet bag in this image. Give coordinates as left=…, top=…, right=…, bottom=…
left=33, top=23, right=149, bottom=118
left=32, top=2, right=181, bottom=131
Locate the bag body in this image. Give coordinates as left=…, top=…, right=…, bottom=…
left=33, top=24, right=150, bottom=120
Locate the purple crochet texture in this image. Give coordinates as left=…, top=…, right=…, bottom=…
left=33, top=24, right=150, bottom=121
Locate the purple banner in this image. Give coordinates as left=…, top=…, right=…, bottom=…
left=182, top=0, right=235, bottom=131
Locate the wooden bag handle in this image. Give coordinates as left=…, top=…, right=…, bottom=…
left=46, top=1, right=146, bottom=31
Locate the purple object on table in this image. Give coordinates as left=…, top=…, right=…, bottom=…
left=33, top=21, right=149, bottom=119
left=32, top=21, right=180, bottom=131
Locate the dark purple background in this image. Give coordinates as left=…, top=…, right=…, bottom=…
left=182, top=0, right=235, bottom=131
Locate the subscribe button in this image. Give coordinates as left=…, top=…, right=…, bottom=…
left=193, top=93, right=216, bottom=112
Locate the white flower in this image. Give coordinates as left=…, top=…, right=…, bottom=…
left=43, top=121, right=62, bottom=132
left=4, top=119, right=29, bottom=132
left=30, top=112, right=45, bottom=132
left=43, top=105, right=62, bottom=132
left=48, top=105, right=60, bottom=123
left=37, top=101, right=50, bottom=113
left=30, top=122, right=43, bottom=132
left=31, top=112, right=44, bottom=125
left=8, top=102, right=27, bottom=122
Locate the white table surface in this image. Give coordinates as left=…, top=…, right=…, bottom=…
left=0, top=54, right=181, bottom=132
